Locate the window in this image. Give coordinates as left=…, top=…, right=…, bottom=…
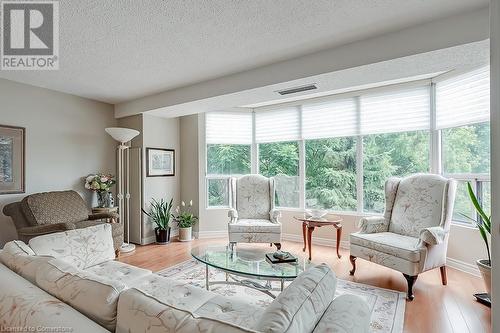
left=205, top=65, right=490, bottom=220
left=441, top=123, right=490, bottom=175
left=259, top=141, right=300, bottom=208
left=363, top=131, right=430, bottom=212
left=206, top=112, right=252, bottom=207
left=207, top=178, right=229, bottom=207
left=437, top=66, right=490, bottom=224
left=305, top=137, right=357, bottom=211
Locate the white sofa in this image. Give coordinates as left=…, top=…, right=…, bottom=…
left=0, top=224, right=371, bottom=333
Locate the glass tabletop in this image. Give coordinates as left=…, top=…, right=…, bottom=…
left=191, top=245, right=311, bottom=280
left=293, top=213, right=342, bottom=223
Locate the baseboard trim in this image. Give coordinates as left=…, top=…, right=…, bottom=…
left=281, top=233, right=350, bottom=250
left=142, top=229, right=179, bottom=245
left=194, top=230, right=227, bottom=239
left=446, top=257, right=480, bottom=277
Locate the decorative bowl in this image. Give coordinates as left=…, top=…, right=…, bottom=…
left=306, top=209, right=328, bottom=219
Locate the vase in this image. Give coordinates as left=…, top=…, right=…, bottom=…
left=477, top=259, right=491, bottom=295
left=106, top=192, right=114, bottom=208
left=96, top=191, right=108, bottom=208
left=155, top=227, right=171, bottom=244
left=179, top=227, right=192, bottom=242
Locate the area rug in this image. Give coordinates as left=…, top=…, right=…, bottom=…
left=157, top=259, right=406, bottom=333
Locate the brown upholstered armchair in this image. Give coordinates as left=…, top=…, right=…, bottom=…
left=2, top=190, right=124, bottom=254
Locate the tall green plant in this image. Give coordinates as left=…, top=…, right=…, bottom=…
left=460, top=182, right=491, bottom=265
left=142, top=198, right=174, bottom=230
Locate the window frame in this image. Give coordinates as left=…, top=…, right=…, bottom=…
left=204, top=68, right=491, bottom=226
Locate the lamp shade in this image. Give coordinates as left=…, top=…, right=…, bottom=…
left=105, top=127, right=140, bottom=143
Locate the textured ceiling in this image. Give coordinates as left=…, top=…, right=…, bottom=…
left=0, top=0, right=488, bottom=104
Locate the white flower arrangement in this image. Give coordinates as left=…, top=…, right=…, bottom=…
left=84, top=173, right=116, bottom=192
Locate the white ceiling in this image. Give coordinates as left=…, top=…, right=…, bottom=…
left=0, top=0, right=488, bottom=104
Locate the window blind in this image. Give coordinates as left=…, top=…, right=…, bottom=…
left=205, top=112, right=252, bottom=144
left=360, top=85, right=430, bottom=135
left=302, top=98, right=358, bottom=139
left=436, top=66, right=490, bottom=129
left=255, top=107, right=300, bottom=143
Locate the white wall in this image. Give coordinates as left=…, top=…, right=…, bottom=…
left=180, top=115, right=199, bottom=232
left=141, top=114, right=180, bottom=243
left=0, top=79, right=116, bottom=246
left=490, top=0, right=499, bottom=329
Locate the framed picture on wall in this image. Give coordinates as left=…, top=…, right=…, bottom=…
left=0, top=125, right=25, bottom=194
left=146, top=148, right=175, bottom=177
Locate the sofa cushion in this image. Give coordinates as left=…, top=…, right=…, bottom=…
left=36, top=258, right=126, bottom=331
left=116, top=274, right=260, bottom=333
left=0, top=263, right=109, bottom=333
left=229, top=219, right=281, bottom=233
left=21, top=190, right=90, bottom=225
left=389, top=174, right=448, bottom=238
left=29, top=224, right=115, bottom=269
left=312, top=294, right=371, bottom=333
left=256, top=263, right=337, bottom=333
left=85, top=260, right=152, bottom=286
left=350, top=232, right=425, bottom=263
left=0, top=240, right=53, bottom=283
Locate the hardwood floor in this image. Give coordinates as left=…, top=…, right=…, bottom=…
left=118, top=238, right=491, bottom=333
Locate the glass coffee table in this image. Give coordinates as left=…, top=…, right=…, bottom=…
left=191, top=245, right=311, bottom=298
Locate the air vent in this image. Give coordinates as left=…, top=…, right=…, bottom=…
left=277, top=84, right=317, bottom=95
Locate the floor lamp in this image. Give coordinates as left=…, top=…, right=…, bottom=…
left=105, top=127, right=140, bottom=253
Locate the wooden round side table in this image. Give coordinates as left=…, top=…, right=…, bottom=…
left=293, top=214, right=343, bottom=260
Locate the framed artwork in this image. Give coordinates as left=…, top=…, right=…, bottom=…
left=0, top=125, right=25, bottom=194
left=146, top=148, right=175, bottom=177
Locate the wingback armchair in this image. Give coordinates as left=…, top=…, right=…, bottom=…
left=3, top=190, right=123, bottom=255
left=228, top=174, right=282, bottom=251
left=349, top=174, right=456, bottom=300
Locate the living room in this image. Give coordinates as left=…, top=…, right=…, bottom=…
left=0, top=1, right=499, bottom=332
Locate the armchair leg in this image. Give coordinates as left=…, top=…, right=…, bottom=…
left=349, top=255, right=357, bottom=275
left=403, top=274, right=418, bottom=301
left=274, top=243, right=281, bottom=250
left=440, top=266, right=447, bottom=285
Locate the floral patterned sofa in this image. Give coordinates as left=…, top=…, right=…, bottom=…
left=0, top=224, right=371, bottom=333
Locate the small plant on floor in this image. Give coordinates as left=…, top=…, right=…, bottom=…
left=175, top=200, right=198, bottom=241
left=460, top=182, right=492, bottom=295
left=142, top=198, right=174, bottom=244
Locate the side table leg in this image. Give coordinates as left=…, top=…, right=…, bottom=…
left=336, top=225, right=342, bottom=259
left=307, top=226, right=315, bottom=260
left=205, top=265, right=209, bottom=291
left=280, top=279, right=285, bottom=292
left=302, top=222, right=307, bottom=252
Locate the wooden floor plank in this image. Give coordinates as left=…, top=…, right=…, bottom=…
left=118, top=238, right=491, bottom=333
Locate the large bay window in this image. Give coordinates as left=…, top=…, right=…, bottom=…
left=204, top=65, right=490, bottom=225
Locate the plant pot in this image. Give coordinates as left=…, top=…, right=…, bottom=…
left=155, top=227, right=171, bottom=245
left=477, top=259, right=491, bottom=295
left=179, top=227, right=192, bottom=242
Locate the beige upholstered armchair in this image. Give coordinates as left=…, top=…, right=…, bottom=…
left=3, top=190, right=124, bottom=254
left=228, top=175, right=282, bottom=251
left=349, top=174, right=457, bottom=300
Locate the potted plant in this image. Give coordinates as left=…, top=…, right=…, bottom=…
left=175, top=200, right=198, bottom=242
left=142, top=198, right=174, bottom=245
left=84, top=173, right=116, bottom=208
left=461, top=182, right=491, bottom=296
